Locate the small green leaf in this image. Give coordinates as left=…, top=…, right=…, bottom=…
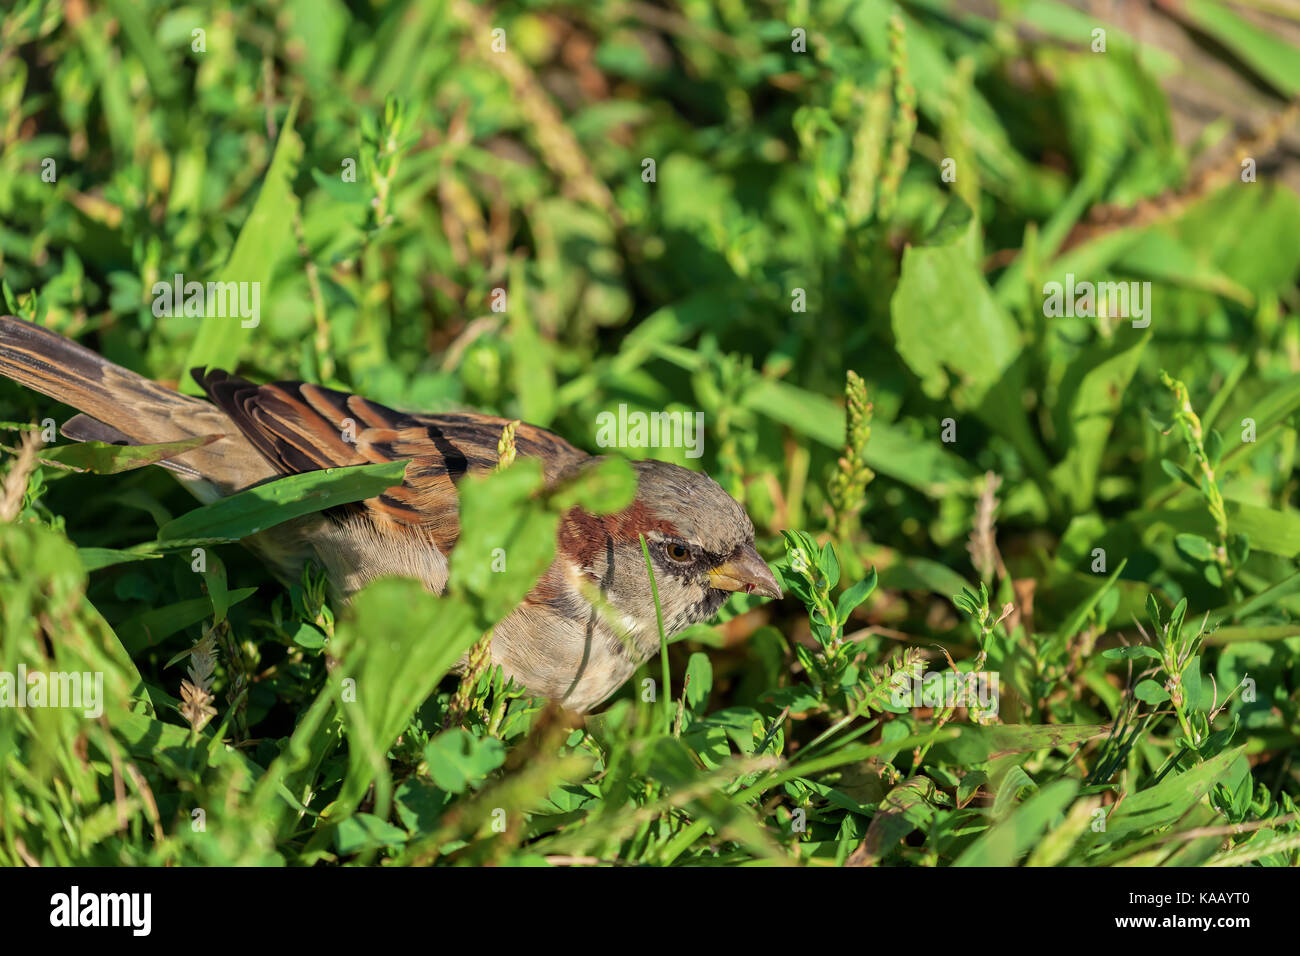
left=1174, top=533, right=1215, bottom=563
left=684, top=652, right=713, bottom=712
left=335, top=813, right=408, bottom=854
left=1160, top=458, right=1201, bottom=491
left=1206, top=428, right=1223, bottom=467
left=835, top=568, right=877, bottom=622
left=1146, top=593, right=1164, bottom=630
left=423, top=729, right=506, bottom=794
left=957, top=770, right=987, bottom=809
left=820, top=540, right=841, bottom=590
left=1134, top=679, right=1170, bottom=704
left=550, top=456, right=637, bottom=515
left=203, top=554, right=230, bottom=623
left=1101, top=645, right=1161, bottom=661
left=1227, top=533, right=1250, bottom=569
left=291, top=623, right=326, bottom=650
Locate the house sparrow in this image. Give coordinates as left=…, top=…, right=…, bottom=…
left=0, top=315, right=780, bottom=711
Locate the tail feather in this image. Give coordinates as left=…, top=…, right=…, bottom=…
left=0, top=315, right=275, bottom=497
left=0, top=314, right=212, bottom=434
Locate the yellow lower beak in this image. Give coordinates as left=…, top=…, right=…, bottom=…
left=708, top=545, right=783, bottom=599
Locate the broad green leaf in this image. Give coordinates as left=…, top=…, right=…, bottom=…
left=330, top=578, right=482, bottom=816
left=448, top=458, right=559, bottom=627
left=290, top=622, right=326, bottom=649
left=1101, top=645, right=1160, bottom=661
left=1208, top=831, right=1300, bottom=867
left=653, top=344, right=976, bottom=498
left=891, top=243, right=1021, bottom=407
left=1143, top=501, right=1300, bottom=558
left=549, top=455, right=637, bottom=514
left=1017, top=1, right=1179, bottom=74
left=957, top=770, right=988, bottom=809
left=451, top=455, right=635, bottom=628
left=1134, top=679, right=1170, bottom=704
left=1098, top=746, right=1248, bottom=844
left=992, top=764, right=1038, bottom=819
left=77, top=547, right=163, bottom=572
left=892, top=242, right=1052, bottom=486
left=203, top=555, right=231, bottom=624
left=923, top=194, right=974, bottom=247
left=1116, top=230, right=1252, bottom=305
left=877, top=557, right=972, bottom=599
left=181, top=100, right=304, bottom=392
left=684, top=652, right=713, bottom=712
left=1049, top=329, right=1148, bottom=510
left=310, top=166, right=368, bottom=204
left=116, top=588, right=257, bottom=653
left=158, top=460, right=409, bottom=542
left=1174, top=185, right=1300, bottom=297
left=1209, top=569, right=1300, bottom=625
left=1181, top=0, right=1300, bottom=96
left=940, top=723, right=1109, bottom=765
left=1160, top=458, right=1200, bottom=491
left=1025, top=795, right=1099, bottom=867
left=1174, top=533, right=1215, bottom=563
left=507, top=258, right=556, bottom=426
left=955, top=779, right=1079, bottom=866
left=746, top=379, right=975, bottom=497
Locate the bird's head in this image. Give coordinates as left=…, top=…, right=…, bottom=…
left=558, top=459, right=781, bottom=647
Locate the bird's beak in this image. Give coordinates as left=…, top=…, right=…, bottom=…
left=708, top=545, right=783, bottom=600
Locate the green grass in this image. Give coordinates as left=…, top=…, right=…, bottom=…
left=2, top=0, right=1300, bottom=867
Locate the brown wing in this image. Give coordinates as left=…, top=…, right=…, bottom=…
left=193, top=369, right=589, bottom=554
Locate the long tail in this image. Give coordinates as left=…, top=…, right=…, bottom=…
left=0, top=314, right=198, bottom=434
left=0, top=315, right=274, bottom=497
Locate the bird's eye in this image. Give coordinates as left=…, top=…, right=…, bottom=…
left=665, top=542, right=693, bottom=563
